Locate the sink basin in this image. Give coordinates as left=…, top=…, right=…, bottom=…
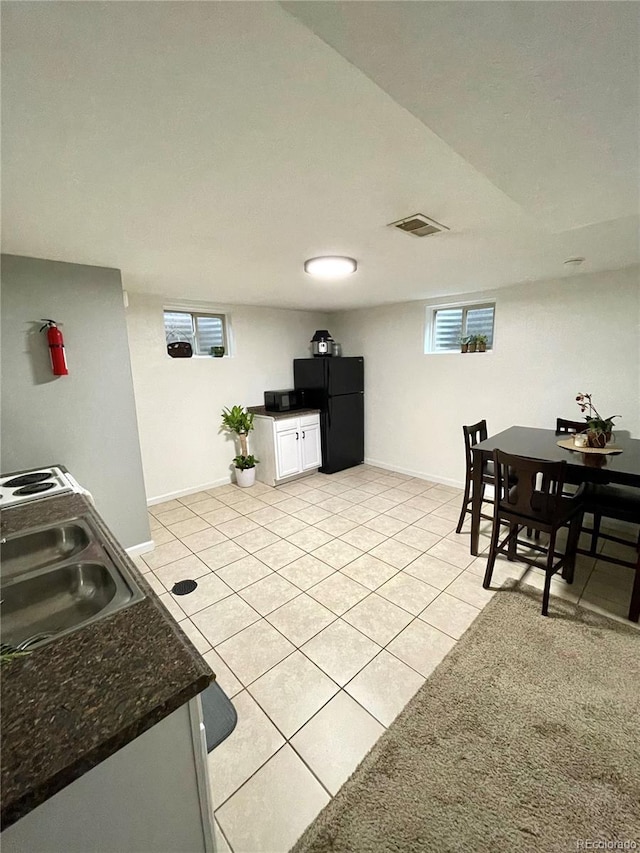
left=0, top=515, right=145, bottom=651
left=1, top=523, right=90, bottom=579
left=2, top=563, right=120, bottom=650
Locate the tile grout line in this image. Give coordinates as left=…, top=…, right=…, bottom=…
left=152, top=504, right=500, bottom=651
left=154, top=470, right=637, bottom=850
left=151, top=508, right=474, bottom=606
left=149, top=471, right=637, bottom=833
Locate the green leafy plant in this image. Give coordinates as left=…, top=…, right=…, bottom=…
left=0, top=647, right=29, bottom=666
left=221, top=405, right=255, bottom=457
left=210, top=346, right=225, bottom=358
left=233, top=454, right=259, bottom=470
left=575, top=393, right=620, bottom=435
left=474, top=333, right=488, bottom=352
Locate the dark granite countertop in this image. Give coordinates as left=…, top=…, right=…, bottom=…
left=0, top=494, right=213, bottom=830
left=248, top=405, right=321, bottom=420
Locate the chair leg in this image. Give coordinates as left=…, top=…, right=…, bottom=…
left=562, top=514, right=581, bottom=584
left=542, top=572, right=552, bottom=617
left=455, top=475, right=472, bottom=534
left=629, top=547, right=640, bottom=624
left=507, top=523, right=518, bottom=561
left=482, top=516, right=501, bottom=590
left=541, top=531, right=557, bottom=616
left=590, top=511, right=601, bottom=555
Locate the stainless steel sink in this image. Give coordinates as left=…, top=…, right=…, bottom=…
left=1, top=523, right=90, bottom=579
left=1, top=516, right=145, bottom=651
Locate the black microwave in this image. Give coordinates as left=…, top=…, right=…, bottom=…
left=264, top=389, right=304, bottom=412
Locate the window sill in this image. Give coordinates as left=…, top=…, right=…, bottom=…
left=165, top=354, right=232, bottom=360
left=424, top=350, right=494, bottom=356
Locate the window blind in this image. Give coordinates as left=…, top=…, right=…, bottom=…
left=465, top=306, right=494, bottom=346
left=194, top=315, right=225, bottom=354
left=163, top=310, right=227, bottom=355
left=433, top=308, right=463, bottom=351
left=431, top=303, right=495, bottom=352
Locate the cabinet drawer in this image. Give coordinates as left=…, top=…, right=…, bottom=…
left=274, top=417, right=299, bottom=433
left=299, top=414, right=320, bottom=427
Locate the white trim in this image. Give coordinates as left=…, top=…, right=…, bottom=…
left=423, top=350, right=494, bottom=357
left=187, top=697, right=216, bottom=853
left=364, top=457, right=464, bottom=490
left=126, top=539, right=154, bottom=557
left=163, top=298, right=231, bottom=314
left=424, top=300, right=495, bottom=354
left=163, top=303, right=234, bottom=357
left=147, top=476, right=232, bottom=506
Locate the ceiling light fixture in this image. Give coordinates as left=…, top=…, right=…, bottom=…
left=563, top=257, right=585, bottom=266
left=304, top=256, right=357, bottom=279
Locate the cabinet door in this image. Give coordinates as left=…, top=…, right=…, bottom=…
left=300, top=422, right=321, bottom=470
left=275, top=427, right=301, bottom=479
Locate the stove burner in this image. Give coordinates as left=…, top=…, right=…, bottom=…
left=4, top=472, right=53, bottom=488
left=13, top=482, right=56, bottom=496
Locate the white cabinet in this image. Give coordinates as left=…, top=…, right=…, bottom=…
left=275, top=426, right=302, bottom=479
left=1, top=698, right=215, bottom=853
left=253, top=413, right=322, bottom=486
left=300, top=420, right=321, bottom=470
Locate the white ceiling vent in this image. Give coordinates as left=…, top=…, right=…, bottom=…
left=388, top=213, right=449, bottom=237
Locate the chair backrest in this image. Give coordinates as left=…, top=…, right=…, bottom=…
left=493, top=449, right=568, bottom=525
left=556, top=417, right=586, bottom=434
left=462, top=420, right=488, bottom=472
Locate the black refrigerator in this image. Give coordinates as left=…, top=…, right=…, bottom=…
left=294, top=357, right=364, bottom=474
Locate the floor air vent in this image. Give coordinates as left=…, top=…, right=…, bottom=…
left=388, top=214, right=449, bottom=237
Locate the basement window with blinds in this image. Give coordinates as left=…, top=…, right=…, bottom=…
left=164, top=309, right=228, bottom=357
left=426, top=302, right=495, bottom=353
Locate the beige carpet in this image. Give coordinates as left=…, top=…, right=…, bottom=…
left=292, top=586, right=640, bottom=853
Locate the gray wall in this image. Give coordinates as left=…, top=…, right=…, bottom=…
left=1, top=255, right=150, bottom=548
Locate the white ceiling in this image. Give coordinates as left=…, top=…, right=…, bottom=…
left=2, top=1, right=638, bottom=311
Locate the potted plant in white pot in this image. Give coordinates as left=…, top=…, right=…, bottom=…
left=220, top=405, right=260, bottom=487
left=232, top=453, right=259, bottom=487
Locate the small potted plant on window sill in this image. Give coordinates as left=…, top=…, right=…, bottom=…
left=459, top=335, right=471, bottom=353
left=467, top=336, right=477, bottom=353
left=210, top=346, right=225, bottom=358
left=475, top=334, right=488, bottom=353
left=220, top=405, right=260, bottom=487
left=575, top=393, right=620, bottom=448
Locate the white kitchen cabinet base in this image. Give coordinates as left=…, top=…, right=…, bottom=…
left=252, top=413, right=322, bottom=486
left=1, top=698, right=215, bottom=853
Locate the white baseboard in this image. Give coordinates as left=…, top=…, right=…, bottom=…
left=147, top=476, right=232, bottom=506
left=126, top=539, right=154, bottom=557
left=364, top=457, right=464, bottom=490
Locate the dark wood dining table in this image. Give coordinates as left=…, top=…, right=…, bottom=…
left=470, top=426, right=640, bottom=557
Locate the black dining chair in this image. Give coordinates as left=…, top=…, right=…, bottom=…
left=555, top=417, right=588, bottom=497
left=483, top=450, right=584, bottom=616
left=579, top=484, right=640, bottom=622
left=456, top=420, right=494, bottom=534
left=556, top=418, right=587, bottom=434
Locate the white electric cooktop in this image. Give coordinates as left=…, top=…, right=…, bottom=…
left=0, top=466, right=82, bottom=508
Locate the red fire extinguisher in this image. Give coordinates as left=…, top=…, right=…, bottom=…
left=40, top=319, right=68, bottom=375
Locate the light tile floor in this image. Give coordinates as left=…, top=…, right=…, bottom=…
left=138, top=466, right=638, bottom=853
